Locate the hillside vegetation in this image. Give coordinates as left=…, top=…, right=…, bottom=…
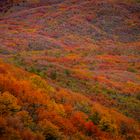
left=0, top=0, right=140, bottom=139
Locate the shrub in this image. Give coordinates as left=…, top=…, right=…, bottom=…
left=127, top=67, right=137, bottom=73
left=136, top=93, right=140, bottom=100
left=90, top=112, right=101, bottom=125
left=38, top=120, right=63, bottom=140
left=0, top=92, right=21, bottom=115
left=99, top=116, right=117, bottom=133
left=50, top=71, right=57, bottom=80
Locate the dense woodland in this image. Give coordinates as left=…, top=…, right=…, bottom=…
left=0, top=0, right=140, bottom=139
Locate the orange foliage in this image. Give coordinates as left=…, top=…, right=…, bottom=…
left=0, top=61, right=139, bottom=139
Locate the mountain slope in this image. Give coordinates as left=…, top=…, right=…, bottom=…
left=0, top=0, right=140, bottom=139
left=0, top=60, right=139, bottom=140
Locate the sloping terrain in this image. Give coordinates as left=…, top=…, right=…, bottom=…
left=0, top=0, right=140, bottom=139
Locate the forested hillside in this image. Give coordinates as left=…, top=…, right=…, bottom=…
left=0, top=0, right=140, bottom=139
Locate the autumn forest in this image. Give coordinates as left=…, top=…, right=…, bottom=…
left=0, top=0, right=140, bottom=140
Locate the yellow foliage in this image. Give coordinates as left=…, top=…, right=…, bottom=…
left=99, top=115, right=117, bottom=133
left=0, top=92, right=21, bottom=115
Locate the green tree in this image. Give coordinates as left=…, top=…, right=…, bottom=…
left=90, top=112, right=101, bottom=125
